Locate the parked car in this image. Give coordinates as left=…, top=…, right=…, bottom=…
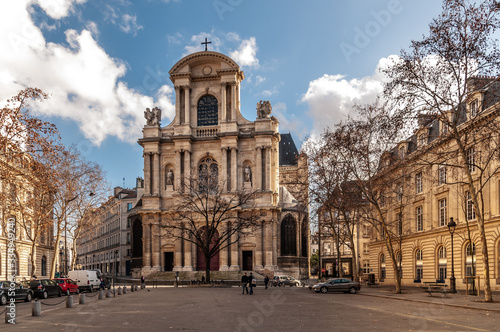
left=310, top=278, right=361, bottom=294
left=272, top=275, right=301, bottom=287
left=53, top=278, right=79, bottom=295
left=68, top=270, right=100, bottom=292
left=28, top=279, right=62, bottom=299
left=0, top=281, right=33, bottom=305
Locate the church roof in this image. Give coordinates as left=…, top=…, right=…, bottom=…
left=279, top=133, right=298, bottom=166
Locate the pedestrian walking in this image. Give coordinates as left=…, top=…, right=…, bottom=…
left=241, top=272, right=249, bottom=294
left=249, top=272, right=256, bottom=295
left=202, top=275, right=205, bottom=284
left=141, top=275, right=145, bottom=288
left=264, top=275, right=269, bottom=289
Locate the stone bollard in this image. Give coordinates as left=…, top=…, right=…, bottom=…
left=98, top=290, right=104, bottom=300
left=106, top=289, right=111, bottom=298
left=79, top=293, right=86, bottom=305
left=32, top=300, right=41, bottom=316
left=118, top=287, right=122, bottom=295
left=123, top=286, right=127, bottom=294
left=136, top=284, right=139, bottom=291
left=131, top=285, right=135, bottom=292
left=66, top=295, right=73, bottom=308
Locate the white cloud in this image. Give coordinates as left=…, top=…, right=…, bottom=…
left=32, top=0, right=87, bottom=20
left=255, top=75, right=266, bottom=84
left=104, top=5, right=142, bottom=36
left=272, top=102, right=308, bottom=139
left=301, top=56, right=395, bottom=135
left=119, top=14, right=143, bottom=36
left=230, top=37, right=259, bottom=67
left=0, top=0, right=174, bottom=146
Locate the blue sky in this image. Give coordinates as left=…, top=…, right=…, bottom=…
left=0, top=0, right=443, bottom=189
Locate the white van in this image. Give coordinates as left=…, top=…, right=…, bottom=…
left=68, top=270, right=101, bottom=292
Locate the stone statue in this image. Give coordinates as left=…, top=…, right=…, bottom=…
left=256, top=100, right=272, bottom=119
left=166, top=169, right=174, bottom=186
left=244, top=166, right=252, bottom=183
left=144, top=107, right=162, bottom=126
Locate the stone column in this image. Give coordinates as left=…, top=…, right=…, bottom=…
left=230, top=226, right=239, bottom=270
left=221, top=148, right=227, bottom=192
left=191, top=237, right=197, bottom=270
left=272, top=218, right=278, bottom=266
left=184, top=86, right=190, bottom=125
left=231, top=147, right=237, bottom=192
left=184, top=237, right=193, bottom=271
left=152, top=223, right=160, bottom=269
left=255, top=147, right=262, bottom=191
left=231, top=82, right=236, bottom=121
left=152, top=152, right=160, bottom=195
left=271, top=146, right=277, bottom=192
left=255, top=225, right=263, bottom=271
left=144, top=152, right=151, bottom=195
left=220, top=83, right=227, bottom=122
left=173, top=228, right=182, bottom=271
left=175, top=86, right=181, bottom=125
left=143, top=220, right=151, bottom=268
left=175, top=151, right=182, bottom=191
left=219, top=223, right=229, bottom=271
left=264, top=221, right=274, bottom=270
left=265, top=147, right=272, bottom=191
left=185, top=150, right=191, bottom=190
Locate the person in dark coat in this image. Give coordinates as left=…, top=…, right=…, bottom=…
left=241, top=273, right=249, bottom=294
left=249, top=272, right=256, bottom=295
left=264, top=275, right=269, bottom=289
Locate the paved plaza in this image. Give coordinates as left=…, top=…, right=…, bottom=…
left=2, top=284, right=500, bottom=331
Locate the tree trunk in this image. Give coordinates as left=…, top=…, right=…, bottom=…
left=50, top=226, right=62, bottom=279
left=205, top=254, right=211, bottom=283
left=29, top=240, right=37, bottom=277
left=351, top=246, right=358, bottom=282
left=478, top=217, right=493, bottom=301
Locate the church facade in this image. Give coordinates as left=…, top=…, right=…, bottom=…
left=132, top=51, right=309, bottom=279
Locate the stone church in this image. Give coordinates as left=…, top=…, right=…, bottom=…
left=132, top=49, right=309, bottom=279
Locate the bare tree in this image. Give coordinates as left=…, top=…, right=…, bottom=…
left=383, top=0, right=500, bottom=301
left=328, top=102, right=413, bottom=293
left=160, top=174, right=261, bottom=283
left=49, top=147, right=106, bottom=278
left=0, top=88, right=62, bottom=277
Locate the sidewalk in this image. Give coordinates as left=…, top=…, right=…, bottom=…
left=358, top=284, right=500, bottom=312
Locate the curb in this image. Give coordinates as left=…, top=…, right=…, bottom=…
left=359, top=292, right=500, bottom=313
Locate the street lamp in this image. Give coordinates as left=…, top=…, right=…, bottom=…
left=447, top=217, right=457, bottom=293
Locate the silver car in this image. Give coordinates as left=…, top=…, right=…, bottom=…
left=311, top=278, right=360, bottom=294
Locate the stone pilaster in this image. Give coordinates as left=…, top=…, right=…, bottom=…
left=231, top=147, right=237, bottom=192
left=184, top=86, right=190, bottom=125
left=265, top=147, right=272, bottom=191
left=175, top=151, right=182, bottom=191
left=231, top=82, right=236, bottom=120
left=221, top=148, right=227, bottom=192
left=256, top=147, right=262, bottom=191
left=220, top=83, right=226, bottom=122
left=175, top=86, right=181, bottom=125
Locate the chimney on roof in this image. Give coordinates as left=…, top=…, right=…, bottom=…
left=467, top=76, right=495, bottom=92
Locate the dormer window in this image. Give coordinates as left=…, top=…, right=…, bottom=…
left=398, top=146, right=405, bottom=159
left=418, top=134, right=426, bottom=147
left=470, top=99, right=478, bottom=118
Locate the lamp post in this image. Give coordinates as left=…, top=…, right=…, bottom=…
left=447, top=217, right=457, bottom=293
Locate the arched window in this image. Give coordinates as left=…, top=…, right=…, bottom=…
left=280, top=215, right=297, bottom=256
left=379, top=254, right=386, bottom=280
left=197, top=95, right=218, bottom=126
left=41, top=256, right=47, bottom=276
left=465, top=242, right=476, bottom=277
left=301, top=218, right=308, bottom=257
left=199, top=157, right=218, bottom=193
left=438, top=246, right=447, bottom=281
left=415, top=249, right=423, bottom=281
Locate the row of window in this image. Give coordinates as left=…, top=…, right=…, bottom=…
left=0, top=253, right=48, bottom=277
left=378, top=243, right=478, bottom=280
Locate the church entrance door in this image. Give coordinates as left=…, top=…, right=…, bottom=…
left=164, top=252, right=174, bottom=271
left=242, top=251, right=253, bottom=271
left=196, top=227, right=220, bottom=271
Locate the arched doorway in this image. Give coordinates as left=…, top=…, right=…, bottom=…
left=196, top=227, right=220, bottom=271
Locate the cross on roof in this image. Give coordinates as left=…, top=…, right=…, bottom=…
left=201, top=38, right=211, bottom=51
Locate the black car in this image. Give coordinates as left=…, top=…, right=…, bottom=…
left=28, top=279, right=62, bottom=299
left=0, top=281, right=33, bottom=305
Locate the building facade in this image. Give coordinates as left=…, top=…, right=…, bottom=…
left=0, top=151, right=54, bottom=280
left=368, top=77, right=500, bottom=291
left=134, top=50, right=309, bottom=279
left=76, top=180, right=144, bottom=277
